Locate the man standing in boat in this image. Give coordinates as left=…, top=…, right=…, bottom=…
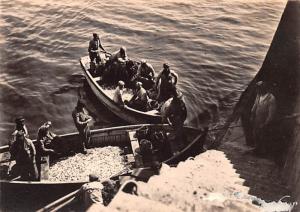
left=7, top=116, right=30, bottom=175
left=88, top=33, right=106, bottom=64
left=9, top=131, right=38, bottom=180
left=72, top=100, right=92, bottom=154
left=161, top=87, right=187, bottom=154
left=156, top=63, right=178, bottom=103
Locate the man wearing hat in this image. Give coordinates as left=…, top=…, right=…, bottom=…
left=72, top=100, right=92, bottom=154
left=88, top=33, right=106, bottom=64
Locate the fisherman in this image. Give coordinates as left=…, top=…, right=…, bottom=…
left=9, top=131, right=38, bottom=180
left=7, top=116, right=30, bottom=175
left=161, top=87, right=187, bottom=154
left=77, top=174, right=104, bottom=209
left=136, top=60, right=155, bottom=90
left=155, top=63, right=178, bottom=102
left=250, top=81, right=276, bottom=155
left=88, top=33, right=106, bottom=64
left=36, top=121, right=60, bottom=156
left=72, top=100, right=92, bottom=154
left=10, top=116, right=29, bottom=146
left=113, top=81, right=125, bottom=107
left=126, top=81, right=149, bottom=111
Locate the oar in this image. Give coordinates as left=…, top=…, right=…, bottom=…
left=36, top=189, right=79, bottom=212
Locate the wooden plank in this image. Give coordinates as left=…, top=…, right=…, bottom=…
left=40, top=156, right=49, bottom=180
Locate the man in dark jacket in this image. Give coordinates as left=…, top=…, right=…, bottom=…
left=10, top=131, right=38, bottom=180
left=72, top=100, right=92, bottom=154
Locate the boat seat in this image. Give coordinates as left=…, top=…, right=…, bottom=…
left=40, top=156, right=50, bottom=180
left=144, top=110, right=160, bottom=115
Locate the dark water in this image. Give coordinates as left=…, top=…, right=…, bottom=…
left=0, top=0, right=286, bottom=145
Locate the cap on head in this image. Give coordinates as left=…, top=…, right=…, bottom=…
left=45, top=121, right=52, bottom=127
left=163, top=63, right=169, bottom=69
left=136, top=81, right=142, bottom=88
left=256, top=81, right=264, bottom=86
left=118, top=80, right=125, bottom=86
left=255, top=81, right=267, bottom=90
left=120, top=46, right=126, bottom=54
left=89, top=174, right=99, bottom=182
left=15, top=116, right=25, bottom=124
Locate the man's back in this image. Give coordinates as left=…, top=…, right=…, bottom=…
left=79, top=181, right=103, bottom=208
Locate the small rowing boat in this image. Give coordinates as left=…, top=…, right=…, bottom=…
left=80, top=56, right=162, bottom=124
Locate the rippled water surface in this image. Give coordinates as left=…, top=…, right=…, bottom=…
left=0, top=0, right=286, bottom=145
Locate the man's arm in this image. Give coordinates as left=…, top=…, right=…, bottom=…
left=38, top=139, right=55, bottom=154
left=171, top=71, right=178, bottom=85
left=98, top=39, right=106, bottom=52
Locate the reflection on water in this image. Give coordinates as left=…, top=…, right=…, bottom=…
left=0, top=0, right=286, bottom=145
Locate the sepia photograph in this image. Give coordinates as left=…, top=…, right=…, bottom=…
left=0, top=0, right=299, bottom=211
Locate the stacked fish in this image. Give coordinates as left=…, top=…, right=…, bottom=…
left=48, top=146, right=126, bottom=182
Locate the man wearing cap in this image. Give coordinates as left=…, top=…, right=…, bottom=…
left=72, top=100, right=92, bottom=154
left=10, top=116, right=29, bottom=145
left=113, top=81, right=125, bottom=106
left=77, top=174, right=104, bottom=209
left=8, top=117, right=30, bottom=176
left=9, top=131, right=38, bottom=180
left=88, top=33, right=106, bottom=64
left=127, top=81, right=149, bottom=111
left=155, top=63, right=178, bottom=102
left=36, top=121, right=60, bottom=156
left=250, top=81, right=276, bottom=155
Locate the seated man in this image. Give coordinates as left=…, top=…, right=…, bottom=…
left=136, top=60, right=155, bottom=90
left=9, top=131, right=38, bottom=180
left=126, top=82, right=149, bottom=111
left=77, top=174, right=104, bottom=209
left=113, top=81, right=125, bottom=107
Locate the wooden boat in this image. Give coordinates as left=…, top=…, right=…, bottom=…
left=80, top=56, right=162, bottom=124
left=0, top=124, right=207, bottom=211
